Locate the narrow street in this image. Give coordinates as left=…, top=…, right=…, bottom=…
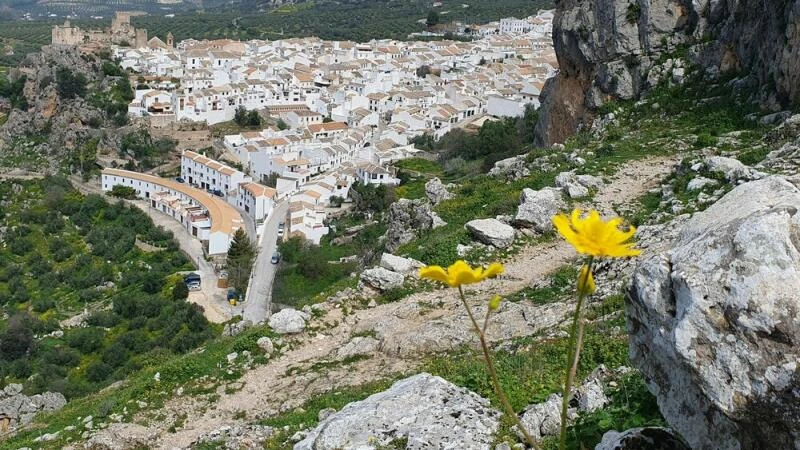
left=242, top=200, right=288, bottom=323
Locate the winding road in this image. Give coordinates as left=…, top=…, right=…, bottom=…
left=242, top=200, right=288, bottom=323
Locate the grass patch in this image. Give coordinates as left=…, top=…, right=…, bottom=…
left=273, top=221, right=386, bottom=307
left=505, top=265, right=579, bottom=305
left=398, top=170, right=559, bottom=266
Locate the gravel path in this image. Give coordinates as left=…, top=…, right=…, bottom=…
left=93, top=155, right=680, bottom=449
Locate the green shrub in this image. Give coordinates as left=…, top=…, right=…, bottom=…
left=693, top=132, right=718, bottom=148
left=55, top=67, right=87, bottom=100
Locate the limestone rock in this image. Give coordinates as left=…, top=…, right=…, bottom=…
left=704, top=156, right=764, bottom=183
left=686, top=176, right=719, bottom=191
left=83, top=423, right=156, bottom=450
left=489, top=155, right=530, bottom=180
left=256, top=337, right=274, bottom=355
left=336, top=336, right=381, bottom=359
left=379, top=253, right=423, bottom=274
left=195, top=424, right=274, bottom=450
left=268, top=308, right=308, bottom=334
left=360, top=267, right=404, bottom=291
left=386, top=199, right=446, bottom=252
left=222, top=319, right=252, bottom=337
left=425, top=177, right=454, bottom=205
left=0, top=386, right=66, bottom=429
left=534, top=0, right=800, bottom=147
left=514, top=187, right=565, bottom=232
left=595, top=427, right=690, bottom=450
left=465, top=218, right=515, bottom=248
left=294, top=373, right=501, bottom=450
left=628, top=176, right=800, bottom=450
left=516, top=393, right=567, bottom=441
left=758, top=136, right=800, bottom=176
left=555, top=171, right=602, bottom=199
left=574, top=378, right=609, bottom=412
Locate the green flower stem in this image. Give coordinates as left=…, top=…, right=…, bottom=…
left=457, top=286, right=541, bottom=450
left=559, top=256, right=594, bottom=450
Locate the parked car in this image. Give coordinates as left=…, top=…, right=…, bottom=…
left=175, top=177, right=185, bottom=183
left=187, top=282, right=201, bottom=291
left=270, top=251, right=281, bottom=264
left=277, top=221, right=285, bottom=236
left=183, top=273, right=201, bottom=285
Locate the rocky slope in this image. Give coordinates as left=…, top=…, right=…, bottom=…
left=535, top=0, right=800, bottom=146
left=0, top=45, right=131, bottom=173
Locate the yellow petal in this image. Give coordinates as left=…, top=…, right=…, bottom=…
left=482, top=263, right=504, bottom=280
left=419, top=266, right=450, bottom=284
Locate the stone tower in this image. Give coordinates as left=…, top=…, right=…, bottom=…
left=167, top=32, right=174, bottom=49
left=135, top=29, right=148, bottom=48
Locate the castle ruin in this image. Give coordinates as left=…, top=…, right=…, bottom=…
left=51, top=11, right=158, bottom=49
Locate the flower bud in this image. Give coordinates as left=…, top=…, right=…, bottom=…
left=488, top=295, right=502, bottom=310
left=577, top=265, right=596, bottom=295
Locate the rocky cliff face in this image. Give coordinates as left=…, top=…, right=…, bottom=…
left=535, top=0, right=800, bottom=146
left=0, top=45, right=127, bottom=173
left=628, top=176, right=800, bottom=450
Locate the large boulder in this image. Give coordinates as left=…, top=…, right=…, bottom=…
left=360, top=267, right=404, bottom=291
left=386, top=199, right=446, bottom=252
left=425, top=177, right=454, bottom=205
left=267, top=308, right=308, bottom=334
left=465, top=218, right=516, bottom=248
left=0, top=385, right=66, bottom=428
left=595, top=427, right=689, bottom=450
left=703, top=156, right=764, bottom=183
left=379, top=253, right=423, bottom=274
left=488, top=155, right=530, bottom=180
left=627, top=176, right=800, bottom=450
left=294, top=373, right=501, bottom=450
left=514, top=187, right=566, bottom=232
left=516, top=393, right=566, bottom=441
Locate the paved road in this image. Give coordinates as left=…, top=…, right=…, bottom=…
left=243, top=200, right=288, bottom=323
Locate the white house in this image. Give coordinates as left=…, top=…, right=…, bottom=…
left=181, top=150, right=249, bottom=192
left=236, top=181, right=277, bottom=223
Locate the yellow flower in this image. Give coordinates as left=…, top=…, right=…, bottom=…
left=553, top=209, right=640, bottom=258
left=419, top=260, right=504, bottom=287
left=577, top=265, right=596, bottom=295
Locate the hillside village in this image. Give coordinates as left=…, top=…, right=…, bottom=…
left=2, top=0, right=800, bottom=449
left=99, top=11, right=555, bottom=254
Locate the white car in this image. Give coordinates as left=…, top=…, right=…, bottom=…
left=187, top=282, right=201, bottom=291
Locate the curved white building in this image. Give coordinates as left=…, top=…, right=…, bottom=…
left=101, top=168, right=245, bottom=255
